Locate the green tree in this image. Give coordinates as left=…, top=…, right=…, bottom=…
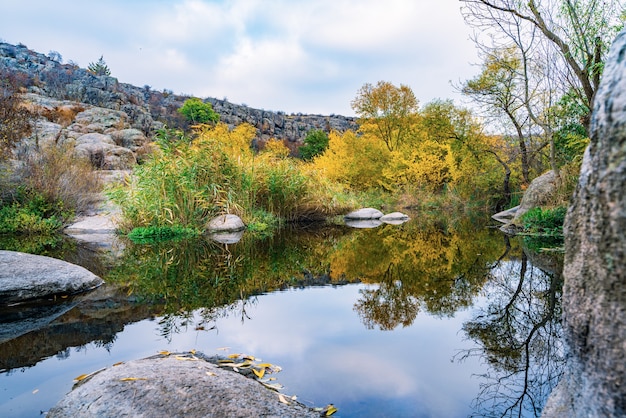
left=178, top=98, right=219, bottom=125
left=299, top=129, right=329, bottom=161
left=351, top=81, right=419, bottom=151
left=87, top=55, right=111, bottom=76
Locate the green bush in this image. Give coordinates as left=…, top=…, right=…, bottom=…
left=520, top=206, right=568, bottom=236
left=0, top=193, right=63, bottom=235
left=178, top=98, right=219, bottom=125
left=299, top=129, right=329, bottom=161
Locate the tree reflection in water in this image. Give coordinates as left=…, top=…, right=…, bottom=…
left=106, top=218, right=564, bottom=417
left=460, top=250, right=565, bottom=418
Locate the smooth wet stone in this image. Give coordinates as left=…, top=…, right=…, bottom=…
left=380, top=212, right=409, bottom=225
left=0, top=251, right=103, bottom=304
left=344, top=207, right=384, bottom=220
left=206, top=214, right=246, bottom=232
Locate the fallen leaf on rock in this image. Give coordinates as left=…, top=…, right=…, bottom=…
left=227, top=353, right=241, bottom=359
left=278, top=394, right=290, bottom=405
left=119, top=377, right=148, bottom=382
left=323, top=404, right=338, bottom=416
left=206, top=372, right=217, bottom=377
left=252, top=367, right=265, bottom=379
left=159, top=351, right=171, bottom=356
left=113, top=362, right=124, bottom=367
left=74, top=374, right=89, bottom=382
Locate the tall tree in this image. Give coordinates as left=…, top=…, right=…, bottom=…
left=461, top=0, right=624, bottom=125
left=351, top=81, right=419, bottom=151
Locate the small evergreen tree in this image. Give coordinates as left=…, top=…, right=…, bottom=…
left=299, top=129, right=329, bottom=160
left=87, top=55, right=111, bottom=76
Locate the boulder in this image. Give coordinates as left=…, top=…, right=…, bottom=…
left=380, top=212, right=410, bottom=225
left=110, top=128, right=147, bottom=151
left=510, top=170, right=559, bottom=226
left=47, top=353, right=319, bottom=418
left=542, top=29, right=626, bottom=418
left=206, top=214, right=246, bottom=233
left=0, top=251, right=103, bottom=304
left=344, top=207, right=384, bottom=220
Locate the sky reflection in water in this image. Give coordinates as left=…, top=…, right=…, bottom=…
left=0, top=220, right=563, bottom=417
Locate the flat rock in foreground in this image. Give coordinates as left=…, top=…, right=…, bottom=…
left=48, top=354, right=320, bottom=418
left=0, top=251, right=103, bottom=304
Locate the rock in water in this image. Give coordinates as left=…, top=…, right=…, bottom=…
left=0, top=251, right=103, bottom=304
left=543, top=30, right=626, bottom=418
left=47, top=354, right=320, bottom=418
left=206, top=214, right=246, bottom=232
left=344, top=207, right=384, bottom=220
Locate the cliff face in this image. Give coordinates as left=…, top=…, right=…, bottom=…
left=0, top=42, right=356, bottom=144
left=542, top=30, right=626, bottom=418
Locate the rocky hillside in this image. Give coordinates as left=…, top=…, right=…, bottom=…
left=0, top=42, right=357, bottom=147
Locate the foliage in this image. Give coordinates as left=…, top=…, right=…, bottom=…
left=351, top=81, right=419, bottom=151
left=87, top=55, right=111, bottom=76
left=178, top=97, right=219, bottom=125
left=520, top=206, right=568, bottom=237
left=0, top=73, right=33, bottom=160
left=110, top=123, right=351, bottom=233
left=0, top=190, right=63, bottom=234
left=298, top=129, right=329, bottom=161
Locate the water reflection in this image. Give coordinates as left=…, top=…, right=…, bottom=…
left=460, top=250, right=564, bottom=417
left=0, top=218, right=564, bottom=417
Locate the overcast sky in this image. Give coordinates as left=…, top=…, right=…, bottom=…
left=1, top=0, right=479, bottom=116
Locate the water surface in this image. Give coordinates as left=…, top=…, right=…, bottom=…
left=0, top=218, right=564, bottom=417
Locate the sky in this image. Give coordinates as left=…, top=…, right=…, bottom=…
left=0, top=0, right=479, bottom=116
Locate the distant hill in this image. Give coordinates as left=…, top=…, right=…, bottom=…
left=0, top=41, right=356, bottom=147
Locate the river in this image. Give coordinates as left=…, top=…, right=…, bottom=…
left=0, top=216, right=564, bottom=417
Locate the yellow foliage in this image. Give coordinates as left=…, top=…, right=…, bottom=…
left=192, top=122, right=255, bottom=161
left=262, top=138, right=291, bottom=159
left=311, top=131, right=390, bottom=190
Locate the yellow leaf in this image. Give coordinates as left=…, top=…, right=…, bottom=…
left=206, top=372, right=217, bottom=377
left=278, top=394, right=290, bottom=405
left=243, top=355, right=255, bottom=361
left=119, top=377, right=148, bottom=382
left=227, top=353, right=241, bottom=359
left=324, top=405, right=338, bottom=416
left=74, top=374, right=89, bottom=382
left=218, top=359, right=234, bottom=364
left=256, top=363, right=273, bottom=368
left=190, top=349, right=196, bottom=355
left=112, top=362, right=124, bottom=367
left=175, top=355, right=197, bottom=361
left=252, top=368, right=265, bottom=379
left=159, top=351, right=171, bottom=356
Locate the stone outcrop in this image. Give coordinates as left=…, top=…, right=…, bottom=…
left=206, top=214, right=246, bottom=232
left=1, top=42, right=356, bottom=147
left=48, top=353, right=320, bottom=418
left=543, top=30, right=626, bottom=417
left=0, top=251, right=103, bottom=304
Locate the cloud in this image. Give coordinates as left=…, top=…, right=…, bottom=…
left=0, top=0, right=479, bottom=115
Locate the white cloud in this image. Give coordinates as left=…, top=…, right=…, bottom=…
left=0, top=0, right=479, bottom=115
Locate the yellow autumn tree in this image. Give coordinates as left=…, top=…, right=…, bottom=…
left=311, top=130, right=390, bottom=190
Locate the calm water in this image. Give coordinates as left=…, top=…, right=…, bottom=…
left=0, top=218, right=564, bottom=417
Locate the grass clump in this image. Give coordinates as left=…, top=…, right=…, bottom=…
left=110, top=124, right=354, bottom=234
left=520, top=206, right=568, bottom=237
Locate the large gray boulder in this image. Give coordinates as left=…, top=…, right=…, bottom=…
left=48, top=353, right=319, bottom=418
left=0, top=251, right=103, bottom=304
left=543, top=30, right=626, bottom=418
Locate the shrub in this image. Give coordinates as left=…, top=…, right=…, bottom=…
left=127, top=225, right=198, bottom=244
left=520, top=206, right=568, bottom=236
left=299, top=129, right=329, bottom=161
left=178, top=98, right=219, bottom=125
